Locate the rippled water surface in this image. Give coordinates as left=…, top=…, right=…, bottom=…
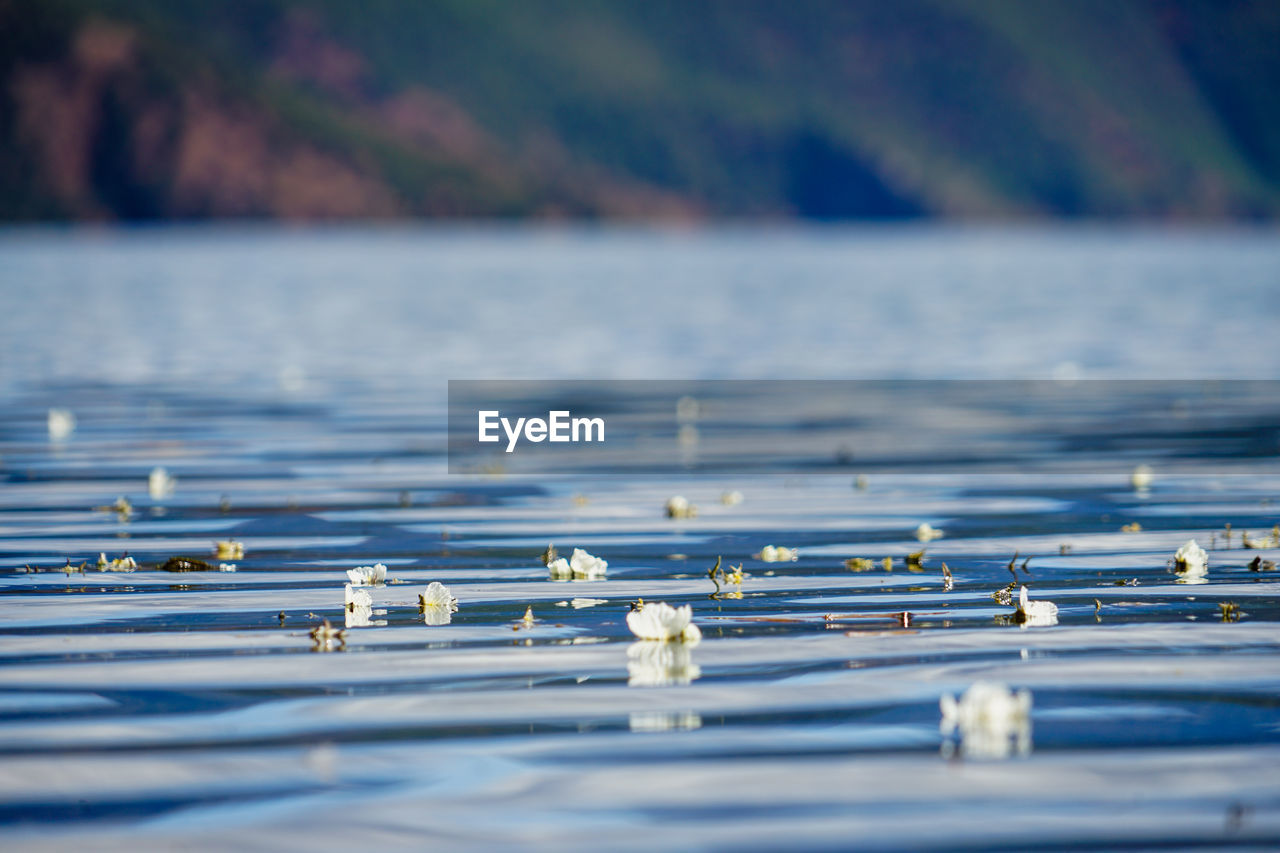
left=2, top=226, right=1279, bottom=849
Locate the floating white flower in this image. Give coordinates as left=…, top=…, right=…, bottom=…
left=720, top=490, right=744, bottom=506
left=569, top=548, right=608, bottom=579
left=915, top=522, right=944, bottom=542
left=419, top=581, right=458, bottom=626
left=344, top=583, right=372, bottom=610
left=755, top=545, right=798, bottom=562
left=1174, top=539, right=1208, bottom=577
left=1015, top=585, right=1058, bottom=627
left=218, top=563, right=237, bottom=572
left=548, top=557, right=574, bottom=580
left=213, top=540, right=244, bottom=560
left=47, top=408, right=75, bottom=441
left=148, top=466, right=176, bottom=500
left=95, top=552, right=137, bottom=572
left=346, top=563, right=387, bottom=586
left=626, top=641, right=701, bottom=687
left=665, top=495, right=697, bottom=519
left=626, top=601, right=701, bottom=642
left=940, top=681, right=1032, bottom=759
left=1131, top=464, right=1154, bottom=490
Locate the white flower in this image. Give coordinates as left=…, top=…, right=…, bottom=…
left=915, top=522, right=943, bottom=542
left=346, top=563, right=387, bottom=586
left=626, top=641, right=701, bottom=686
left=720, top=490, right=744, bottom=506
left=214, top=540, right=244, bottom=560
left=96, top=552, right=137, bottom=572
left=1015, top=585, right=1058, bottom=627
left=418, top=580, right=457, bottom=615
left=548, top=557, right=573, bottom=580
left=47, top=408, right=75, bottom=441
left=344, top=583, right=372, bottom=609
left=148, top=466, right=176, bottom=500
left=940, top=681, right=1032, bottom=759
left=665, top=495, right=696, bottom=519
left=626, top=601, right=701, bottom=642
left=419, top=581, right=457, bottom=626
left=218, top=563, right=237, bottom=572
left=569, top=548, right=608, bottom=579
left=1131, top=464, right=1154, bottom=490
left=755, top=545, right=798, bottom=562
left=1174, top=539, right=1208, bottom=575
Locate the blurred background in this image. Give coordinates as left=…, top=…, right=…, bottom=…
left=2, top=0, right=1279, bottom=223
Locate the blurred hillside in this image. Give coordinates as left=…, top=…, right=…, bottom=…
left=2, top=0, right=1278, bottom=221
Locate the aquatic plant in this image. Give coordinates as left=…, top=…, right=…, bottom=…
left=218, top=563, right=237, bottom=572
left=148, top=466, right=175, bottom=500
left=1131, top=464, right=1154, bottom=490
left=344, top=583, right=372, bottom=610
left=755, top=545, right=797, bottom=562
left=161, top=556, right=212, bottom=572
left=47, top=408, right=75, bottom=441
left=309, top=619, right=346, bottom=651
left=626, top=600, right=701, bottom=642
left=346, top=563, right=387, bottom=586
left=419, top=581, right=458, bottom=625
left=665, top=495, right=697, bottom=519
left=844, top=557, right=875, bottom=572
left=720, top=490, right=744, bottom=506
left=1014, top=585, right=1058, bottom=627
left=569, top=548, right=608, bottom=579
left=1173, top=539, right=1208, bottom=575
left=915, top=523, right=943, bottom=542
left=96, top=552, right=137, bottom=572
left=214, top=540, right=245, bottom=560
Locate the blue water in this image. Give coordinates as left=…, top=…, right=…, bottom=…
left=1, top=225, right=1279, bottom=849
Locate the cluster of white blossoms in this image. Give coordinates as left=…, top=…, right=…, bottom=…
left=548, top=548, right=608, bottom=580
left=329, top=565, right=452, bottom=632
left=755, top=545, right=798, bottom=562
left=346, top=563, right=388, bottom=586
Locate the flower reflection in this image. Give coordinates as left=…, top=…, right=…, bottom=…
left=345, top=605, right=387, bottom=628
left=940, top=681, right=1032, bottom=759
left=627, top=640, right=701, bottom=687
left=629, top=711, right=702, bottom=732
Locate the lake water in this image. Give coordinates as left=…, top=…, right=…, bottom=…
left=1, top=225, right=1279, bottom=849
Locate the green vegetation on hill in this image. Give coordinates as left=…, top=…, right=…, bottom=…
left=2, top=0, right=1278, bottom=221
